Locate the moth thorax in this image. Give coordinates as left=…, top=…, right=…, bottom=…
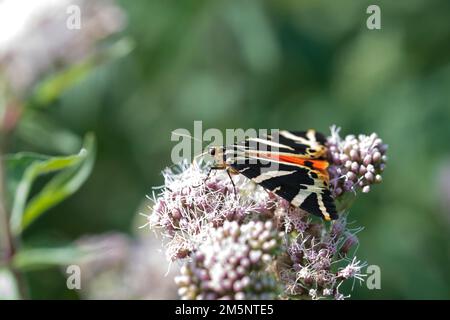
left=307, top=144, right=327, bottom=158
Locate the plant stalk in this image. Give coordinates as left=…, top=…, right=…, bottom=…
left=0, top=133, right=29, bottom=299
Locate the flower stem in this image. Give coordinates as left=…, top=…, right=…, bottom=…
left=0, top=137, right=12, bottom=261
left=0, top=134, right=28, bottom=299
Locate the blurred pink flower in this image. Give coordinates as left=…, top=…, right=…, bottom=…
left=72, top=232, right=178, bottom=300
left=0, top=0, right=126, bottom=94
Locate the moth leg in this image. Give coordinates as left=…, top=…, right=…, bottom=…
left=193, top=166, right=223, bottom=188
left=226, top=168, right=237, bottom=199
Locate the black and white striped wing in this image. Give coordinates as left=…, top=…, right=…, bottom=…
left=225, top=130, right=337, bottom=220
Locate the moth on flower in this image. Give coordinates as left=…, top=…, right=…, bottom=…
left=206, top=129, right=338, bottom=221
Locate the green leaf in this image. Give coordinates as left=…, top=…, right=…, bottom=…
left=6, top=134, right=96, bottom=235
left=32, top=38, right=134, bottom=106
left=12, top=247, right=87, bottom=271
left=33, top=59, right=92, bottom=106
left=16, top=110, right=82, bottom=155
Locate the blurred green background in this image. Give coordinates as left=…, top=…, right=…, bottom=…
left=1, top=0, right=449, bottom=299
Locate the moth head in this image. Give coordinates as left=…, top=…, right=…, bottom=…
left=208, top=146, right=217, bottom=157
left=208, top=146, right=226, bottom=166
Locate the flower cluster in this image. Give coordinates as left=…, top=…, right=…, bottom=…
left=175, top=220, right=282, bottom=300
left=149, top=162, right=265, bottom=261
left=327, top=126, right=388, bottom=197
left=148, top=127, right=387, bottom=300
left=279, top=209, right=365, bottom=299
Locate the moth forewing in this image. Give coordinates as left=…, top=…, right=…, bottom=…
left=206, top=130, right=337, bottom=221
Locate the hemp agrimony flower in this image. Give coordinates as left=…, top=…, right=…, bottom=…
left=327, top=125, right=388, bottom=197
left=147, top=126, right=387, bottom=300
left=175, top=220, right=282, bottom=300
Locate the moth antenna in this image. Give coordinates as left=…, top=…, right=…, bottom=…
left=192, top=150, right=208, bottom=166
left=171, top=131, right=203, bottom=143
left=171, top=130, right=209, bottom=166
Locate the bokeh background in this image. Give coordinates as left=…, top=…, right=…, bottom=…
left=0, top=0, right=449, bottom=299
